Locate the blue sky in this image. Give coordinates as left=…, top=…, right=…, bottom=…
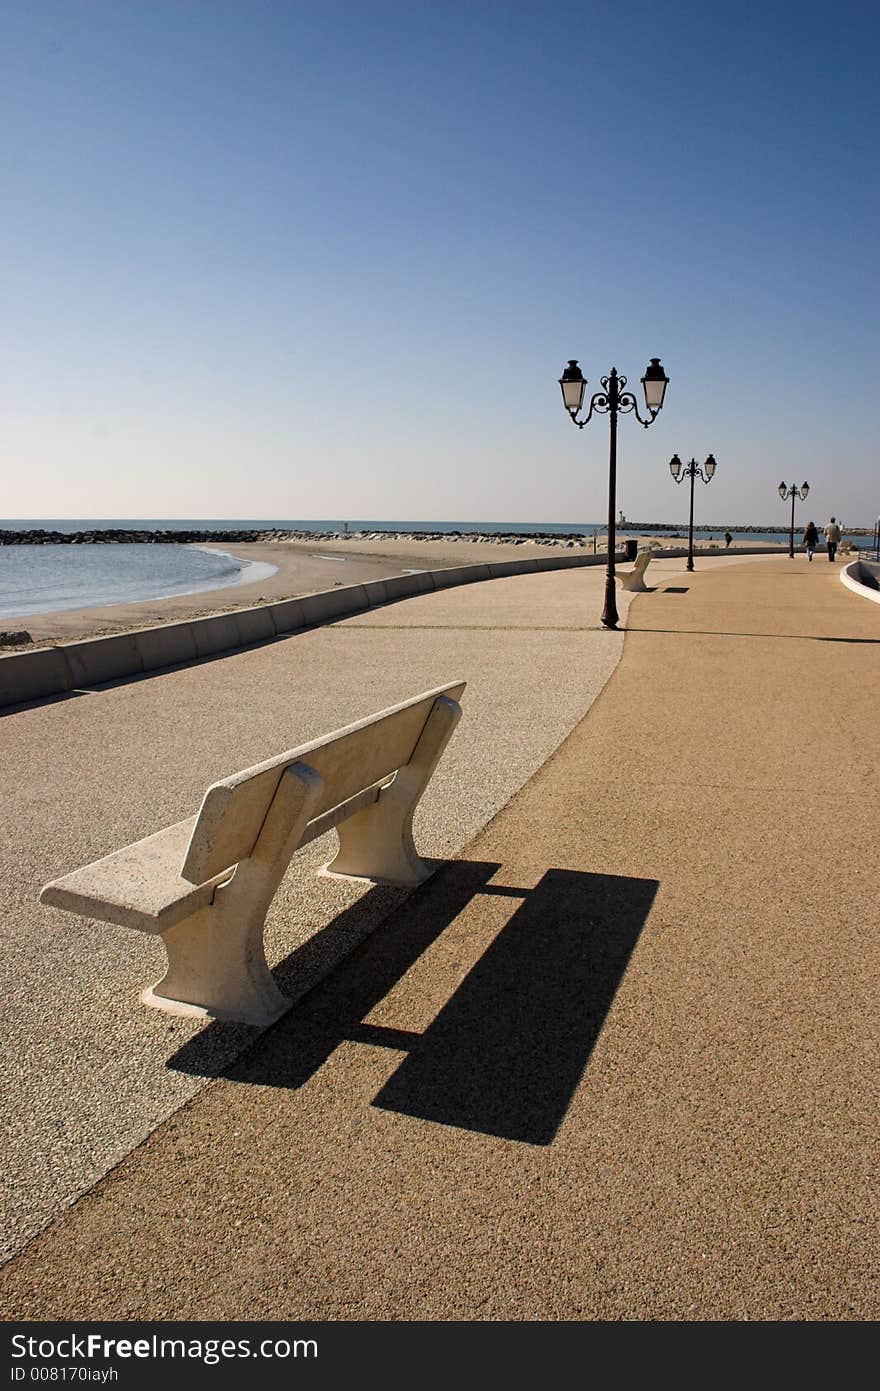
left=3, top=0, right=877, bottom=525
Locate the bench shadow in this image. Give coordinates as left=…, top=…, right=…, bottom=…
left=371, top=866, right=657, bottom=1144
left=169, top=859, right=658, bottom=1147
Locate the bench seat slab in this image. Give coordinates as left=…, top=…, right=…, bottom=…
left=39, top=817, right=232, bottom=935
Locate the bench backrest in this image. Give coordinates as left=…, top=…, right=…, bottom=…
left=181, top=682, right=465, bottom=883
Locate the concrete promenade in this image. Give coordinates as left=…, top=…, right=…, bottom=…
left=1, top=555, right=876, bottom=1319
left=0, top=559, right=642, bottom=1263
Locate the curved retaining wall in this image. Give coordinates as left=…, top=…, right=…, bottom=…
left=0, top=543, right=801, bottom=710
left=0, top=551, right=612, bottom=710
left=840, top=558, right=880, bottom=605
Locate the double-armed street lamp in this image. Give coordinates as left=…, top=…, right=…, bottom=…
left=778, top=480, right=809, bottom=559
left=669, top=454, right=717, bottom=571
left=559, top=357, right=669, bottom=629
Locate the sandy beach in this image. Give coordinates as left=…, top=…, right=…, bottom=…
left=5, top=533, right=788, bottom=646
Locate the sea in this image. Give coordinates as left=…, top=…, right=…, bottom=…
left=0, top=530, right=279, bottom=621
left=0, top=518, right=875, bottom=622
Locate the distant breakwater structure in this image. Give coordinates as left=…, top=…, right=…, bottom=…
left=2, top=527, right=597, bottom=547
left=624, top=521, right=871, bottom=535
left=0, top=528, right=307, bottom=545
left=1, top=524, right=870, bottom=546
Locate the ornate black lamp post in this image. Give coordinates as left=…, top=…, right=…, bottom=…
left=669, top=454, right=717, bottom=571
left=778, top=480, right=809, bottom=558
left=559, top=358, right=669, bottom=629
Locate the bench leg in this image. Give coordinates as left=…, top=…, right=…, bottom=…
left=144, top=887, right=289, bottom=1026
left=324, top=694, right=462, bottom=885
left=145, top=763, right=324, bottom=1026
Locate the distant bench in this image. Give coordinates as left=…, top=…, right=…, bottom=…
left=616, top=550, right=652, bottom=592
left=40, top=682, right=465, bottom=1026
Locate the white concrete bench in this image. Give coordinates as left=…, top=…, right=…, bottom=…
left=616, top=550, right=652, bottom=592
left=40, top=682, right=465, bottom=1027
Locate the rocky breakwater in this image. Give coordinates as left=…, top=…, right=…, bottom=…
left=0, top=527, right=596, bottom=547
left=330, top=530, right=594, bottom=546
left=0, top=528, right=289, bottom=545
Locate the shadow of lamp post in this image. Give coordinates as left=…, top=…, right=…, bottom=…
left=669, top=454, right=717, bottom=571
left=559, top=358, right=669, bottom=629
left=778, top=480, right=809, bottom=559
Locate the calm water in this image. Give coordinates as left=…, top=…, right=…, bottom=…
left=0, top=544, right=277, bottom=621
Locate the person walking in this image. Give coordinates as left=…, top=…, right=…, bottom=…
left=824, top=516, right=841, bottom=562
left=803, top=520, right=818, bottom=561
left=724, top=530, right=733, bottom=548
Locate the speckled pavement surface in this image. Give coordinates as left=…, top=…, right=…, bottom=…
left=1, top=561, right=645, bottom=1265
left=2, top=554, right=875, bottom=1320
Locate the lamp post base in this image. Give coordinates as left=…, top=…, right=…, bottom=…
left=601, top=577, right=619, bottom=630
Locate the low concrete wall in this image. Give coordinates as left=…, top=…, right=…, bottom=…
left=382, top=572, right=436, bottom=600
left=192, top=614, right=242, bottom=659
left=431, top=564, right=491, bottom=589
left=299, top=585, right=369, bottom=625
left=268, top=598, right=306, bottom=635
left=486, top=558, right=538, bottom=578
left=232, top=605, right=277, bottom=645
left=840, top=558, right=880, bottom=605
left=135, top=621, right=199, bottom=671
left=1, top=545, right=784, bottom=710
left=0, top=647, right=73, bottom=706
left=63, top=633, right=144, bottom=687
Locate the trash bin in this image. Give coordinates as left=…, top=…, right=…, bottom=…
left=624, top=538, right=638, bottom=561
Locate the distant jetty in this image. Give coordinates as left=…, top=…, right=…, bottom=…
left=624, top=521, right=777, bottom=533
left=0, top=523, right=870, bottom=546
left=0, top=528, right=296, bottom=546
left=623, top=521, right=870, bottom=535
left=0, top=527, right=594, bottom=546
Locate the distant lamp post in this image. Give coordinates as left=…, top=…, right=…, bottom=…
left=669, top=454, right=717, bottom=571
left=778, top=480, right=809, bottom=558
left=559, top=357, right=669, bottom=628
